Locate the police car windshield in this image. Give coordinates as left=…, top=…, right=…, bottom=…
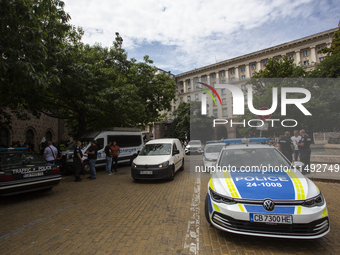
left=218, top=148, right=290, bottom=169
left=1, top=153, right=46, bottom=167
left=205, top=144, right=225, bottom=153
left=140, top=144, right=171, bottom=156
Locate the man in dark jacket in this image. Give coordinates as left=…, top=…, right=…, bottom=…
left=278, top=131, right=294, bottom=163
left=297, top=129, right=312, bottom=174
left=86, top=140, right=98, bottom=180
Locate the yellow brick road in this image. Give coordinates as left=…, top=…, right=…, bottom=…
left=1, top=155, right=340, bottom=254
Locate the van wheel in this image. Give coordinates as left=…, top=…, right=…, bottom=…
left=205, top=194, right=212, bottom=225
left=82, top=163, right=91, bottom=174
left=179, top=158, right=184, bottom=171
left=169, top=165, right=175, bottom=181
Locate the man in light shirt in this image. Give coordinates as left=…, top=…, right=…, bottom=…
left=291, top=130, right=301, bottom=161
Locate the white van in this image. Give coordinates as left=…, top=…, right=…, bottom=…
left=131, top=138, right=185, bottom=181
left=62, top=128, right=143, bottom=174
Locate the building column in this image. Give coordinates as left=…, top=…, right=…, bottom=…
left=183, top=80, right=187, bottom=93
left=225, top=69, right=229, bottom=83
left=235, top=67, right=239, bottom=81
left=310, top=46, right=317, bottom=64
left=245, top=64, right=250, bottom=78
left=207, top=75, right=210, bottom=86
left=215, top=73, right=219, bottom=86
left=295, top=50, right=301, bottom=65
left=256, top=61, right=261, bottom=72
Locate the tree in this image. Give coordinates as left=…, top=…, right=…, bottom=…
left=0, top=0, right=73, bottom=128
left=39, top=37, right=176, bottom=138
left=168, top=101, right=215, bottom=143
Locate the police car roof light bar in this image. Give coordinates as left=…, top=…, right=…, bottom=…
left=0, top=147, right=29, bottom=152
left=220, top=138, right=269, bottom=144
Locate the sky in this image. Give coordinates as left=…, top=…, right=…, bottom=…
left=62, top=0, right=340, bottom=75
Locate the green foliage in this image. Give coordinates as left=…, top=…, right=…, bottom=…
left=0, top=1, right=176, bottom=138
left=0, top=0, right=72, bottom=128
left=168, top=101, right=215, bottom=143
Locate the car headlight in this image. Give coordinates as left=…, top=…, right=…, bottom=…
left=209, top=188, right=236, bottom=204
left=159, top=161, right=169, bottom=168
left=302, top=193, right=324, bottom=207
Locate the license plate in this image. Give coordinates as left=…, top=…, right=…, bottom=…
left=140, top=171, right=153, bottom=174
left=250, top=213, right=292, bottom=224
left=23, top=172, right=44, bottom=178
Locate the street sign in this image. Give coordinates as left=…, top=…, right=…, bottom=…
left=257, top=107, right=271, bottom=121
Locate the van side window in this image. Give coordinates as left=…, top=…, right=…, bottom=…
left=96, top=138, right=104, bottom=150
left=173, top=143, right=178, bottom=153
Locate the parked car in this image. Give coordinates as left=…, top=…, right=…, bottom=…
left=205, top=138, right=329, bottom=239
left=131, top=138, right=185, bottom=181
left=0, top=148, right=62, bottom=196
left=185, top=140, right=203, bottom=155
left=203, top=141, right=225, bottom=169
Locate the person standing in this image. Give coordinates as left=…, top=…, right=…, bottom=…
left=297, top=129, right=312, bottom=174
left=86, top=140, right=98, bottom=180
left=291, top=130, right=301, bottom=161
left=111, top=141, right=120, bottom=172
left=43, top=141, right=58, bottom=164
left=278, top=131, right=294, bottom=163
left=105, top=142, right=113, bottom=175
left=74, top=141, right=83, bottom=182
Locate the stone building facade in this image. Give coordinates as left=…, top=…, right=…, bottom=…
left=171, top=27, right=338, bottom=139
left=0, top=111, right=70, bottom=152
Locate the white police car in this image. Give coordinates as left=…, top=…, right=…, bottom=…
left=203, top=141, right=225, bottom=168
left=205, top=138, right=329, bottom=239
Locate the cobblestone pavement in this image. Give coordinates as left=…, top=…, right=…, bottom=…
left=1, top=155, right=340, bottom=255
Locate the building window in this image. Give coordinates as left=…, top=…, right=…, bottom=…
left=213, top=109, right=218, bottom=117
left=241, top=85, right=246, bottom=91
left=241, top=75, right=246, bottom=79
left=252, top=73, right=255, bottom=76
left=203, top=76, right=207, bottom=81
left=212, top=73, right=216, bottom=78
left=288, top=54, right=294, bottom=59
left=317, top=45, right=324, bottom=51
left=302, top=50, right=309, bottom=57
left=303, top=60, right=310, bottom=66
left=188, top=80, right=191, bottom=84
left=230, top=69, right=235, bottom=74
left=244, top=94, right=247, bottom=101
left=187, top=96, right=191, bottom=102
left=231, top=77, right=235, bottom=82
left=319, top=57, right=325, bottom=62
left=222, top=98, right=227, bottom=105
left=174, top=106, right=176, bottom=111
left=180, top=89, right=184, bottom=93
left=241, top=66, right=245, bottom=72
left=222, top=79, right=226, bottom=84
left=195, top=78, right=199, bottom=82
left=221, top=89, right=226, bottom=95
left=195, top=94, right=199, bottom=100
left=222, top=108, right=228, bottom=117
left=221, top=71, right=225, bottom=77
left=188, top=88, right=191, bottom=92
left=213, top=82, right=216, bottom=87
left=180, top=97, right=183, bottom=102
left=252, top=64, right=256, bottom=69
left=26, top=129, right=34, bottom=143
left=46, top=131, right=52, bottom=142
left=263, top=60, right=268, bottom=65
left=196, top=86, right=200, bottom=90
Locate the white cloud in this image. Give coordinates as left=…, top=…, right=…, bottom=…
left=63, top=0, right=338, bottom=73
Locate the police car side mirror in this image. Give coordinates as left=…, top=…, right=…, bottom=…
left=173, top=150, right=180, bottom=155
